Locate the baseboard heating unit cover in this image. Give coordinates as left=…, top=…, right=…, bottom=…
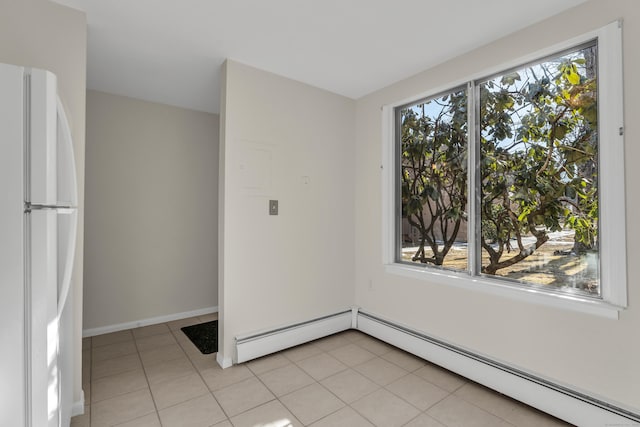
left=235, top=309, right=353, bottom=363
left=232, top=307, right=638, bottom=425
left=356, top=310, right=639, bottom=427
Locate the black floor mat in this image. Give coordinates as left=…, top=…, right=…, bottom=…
left=181, top=320, right=218, bottom=354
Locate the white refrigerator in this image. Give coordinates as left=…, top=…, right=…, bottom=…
left=0, top=63, right=79, bottom=427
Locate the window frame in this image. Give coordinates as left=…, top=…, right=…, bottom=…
left=382, top=21, right=626, bottom=318
left=394, top=84, right=470, bottom=272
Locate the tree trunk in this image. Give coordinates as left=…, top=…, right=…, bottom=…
left=483, top=235, right=549, bottom=274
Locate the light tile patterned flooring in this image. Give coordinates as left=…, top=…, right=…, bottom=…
left=71, top=314, right=572, bottom=427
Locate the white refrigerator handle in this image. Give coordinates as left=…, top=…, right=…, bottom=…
left=56, top=96, right=78, bottom=207
left=57, top=209, right=77, bottom=318
left=56, top=96, right=78, bottom=318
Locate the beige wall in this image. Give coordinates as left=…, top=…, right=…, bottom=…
left=218, top=60, right=356, bottom=364
left=354, top=0, right=640, bottom=412
left=84, top=90, right=219, bottom=330
left=0, top=0, right=87, bottom=405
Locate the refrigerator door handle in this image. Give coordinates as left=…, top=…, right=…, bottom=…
left=54, top=96, right=78, bottom=317
left=57, top=208, right=77, bottom=318
left=25, top=203, right=74, bottom=212
left=55, top=97, right=78, bottom=208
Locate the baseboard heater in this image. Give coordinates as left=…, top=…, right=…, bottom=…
left=357, top=310, right=640, bottom=427
left=235, top=309, right=353, bottom=364
left=233, top=308, right=639, bottom=425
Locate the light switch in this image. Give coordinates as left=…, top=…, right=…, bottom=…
left=269, top=200, right=278, bottom=215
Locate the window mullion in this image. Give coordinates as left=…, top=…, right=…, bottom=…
left=467, top=81, right=481, bottom=276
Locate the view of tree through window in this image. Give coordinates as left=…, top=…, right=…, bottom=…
left=399, top=89, right=468, bottom=272
left=398, top=42, right=600, bottom=296
left=480, top=44, right=599, bottom=293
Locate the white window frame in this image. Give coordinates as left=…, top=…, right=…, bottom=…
left=382, top=21, right=626, bottom=319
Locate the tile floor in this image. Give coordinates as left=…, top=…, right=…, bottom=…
left=71, top=314, right=572, bottom=427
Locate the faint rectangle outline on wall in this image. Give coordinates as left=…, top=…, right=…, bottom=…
left=235, top=139, right=279, bottom=195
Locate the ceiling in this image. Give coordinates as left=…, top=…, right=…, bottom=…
left=53, top=0, right=588, bottom=114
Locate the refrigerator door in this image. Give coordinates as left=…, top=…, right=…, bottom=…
left=56, top=206, right=77, bottom=427
left=27, top=208, right=60, bottom=427
left=28, top=69, right=78, bottom=208
left=28, top=205, right=76, bottom=427
left=28, top=69, right=58, bottom=207
left=0, top=62, right=27, bottom=427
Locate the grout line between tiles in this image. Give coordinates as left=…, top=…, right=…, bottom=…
left=170, top=321, right=234, bottom=424
left=450, top=385, right=527, bottom=427
left=130, top=328, right=161, bottom=427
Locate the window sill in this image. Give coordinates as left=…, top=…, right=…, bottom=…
left=384, top=263, right=623, bottom=320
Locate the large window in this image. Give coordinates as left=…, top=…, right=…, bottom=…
left=387, top=22, right=626, bottom=313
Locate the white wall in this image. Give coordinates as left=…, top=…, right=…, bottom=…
left=0, top=0, right=87, bottom=406
left=219, top=60, right=356, bottom=364
left=84, top=90, right=219, bottom=330
left=354, top=0, right=640, bottom=413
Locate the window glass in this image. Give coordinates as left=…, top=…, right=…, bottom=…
left=398, top=88, right=468, bottom=272
left=395, top=43, right=603, bottom=297
left=479, top=43, right=599, bottom=295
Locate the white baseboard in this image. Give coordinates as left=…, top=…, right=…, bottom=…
left=71, top=390, right=85, bottom=416
left=356, top=309, right=639, bottom=427
left=350, top=306, right=358, bottom=328
left=217, top=353, right=232, bottom=369
left=235, top=310, right=352, bottom=363
left=82, top=306, right=218, bottom=337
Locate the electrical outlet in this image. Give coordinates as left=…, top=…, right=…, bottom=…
left=269, top=200, right=278, bottom=215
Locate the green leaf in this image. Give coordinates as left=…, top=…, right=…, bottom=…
left=567, top=70, right=580, bottom=85
left=565, top=186, right=577, bottom=199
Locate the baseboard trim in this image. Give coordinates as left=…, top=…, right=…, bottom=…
left=217, top=353, right=233, bottom=369
left=82, top=306, right=218, bottom=337
left=235, top=310, right=352, bottom=363
left=71, top=390, right=85, bottom=417
left=356, top=309, right=640, bottom=426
